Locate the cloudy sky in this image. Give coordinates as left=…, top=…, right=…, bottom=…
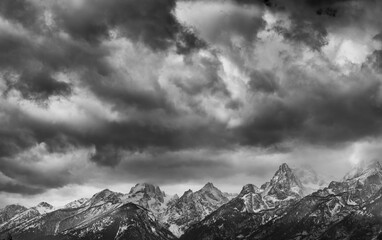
left=1, top=0, right=382, bottom=207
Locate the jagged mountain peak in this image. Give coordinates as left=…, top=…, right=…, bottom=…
left=279, top=162, right=292, bottom=172
left=263, top=163, right=304, bottom=198
left=1, top=204, right=26, bottom=211
left=129, top=182, right=158, bottom=193
left=195, top=183, right=228, bottom=202
left=32, top=202, right=55, bottom=215
left=239, top=184, right=260, bottom=197
left=270, top=163, right=302, bottom=185
left=123, top=183, right=174, bottom=220
left=163, top=184, right=230, bottom=236
left=197, top=182, right=223, bottom=195
left=90, top=188, right=122, bottom=205
left=36, top=202, right=52, bottom=208
left=172, top=194, right=179, bottom=200
left=0, top=204, right=27, bottom=225
left=128, top=183, right=166, bottom=203
left=95, top=188, right=114, bottom=195
left=184, top=189, right=193, bottom=195
left=200, top=182, right=216, bottom=191
left=178, top=189, right=194, bottom=202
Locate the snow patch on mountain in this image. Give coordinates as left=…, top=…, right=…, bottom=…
left=33, top=202, right=55, bottom=215
left=162, top=182, right=231, bottom=236
left=64, top=198, right=89, bottom=209
left=121, top=183, right=174, bottom=219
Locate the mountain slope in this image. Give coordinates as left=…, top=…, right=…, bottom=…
left=319, top=188, right=382, bottom=240
left=65, top=198, right=90, bottom=209
left=122, top=183, right=174, bottom=219
left=0, top=189, right=176, bottom=240
left=162, top=182, right=230, bottom=236
left=0, top=205, right=27, bottom=225
left=246, top=160, right=382, bottom=240
left=180, top=163, right=305, bottom=240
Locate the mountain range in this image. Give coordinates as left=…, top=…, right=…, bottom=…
left=1, top=162, right=382, bottom=240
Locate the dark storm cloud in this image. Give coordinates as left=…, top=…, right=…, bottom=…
left=0, top=157, right=72, bottom=189
left=0, top=99, right=235, bottom=177
left=80, top=70, right=172, bottom=111
left=240, top=67, right=382, bottom=146
left=0, top=0, right=203, bottom=95
left=0, top=0, right=39, bottom=27
left=4, top=70, right=72, bottom=102
left=0, top=105, right=37, bottom=158
left=367, top=50, right=382, bottom=72
left=1, top=0, right=382, bottom=198
left=91, top=145, right=123, bottom=167
left=0, top=181, right=44, bottom=195
left=374, top=33, right=382, bottom=42
left=274, top=21, right=328, bottom=51
left=0, top=16, right=107, bottom=102
left=0, top=0, right=208, bottom=189
left=54, top=0, right=202, bottom=51
left=236, top=0, right=382, bottom=50
left=248, top=70, right=279, bottom=93
left=176, top=28, right=207, bottom=55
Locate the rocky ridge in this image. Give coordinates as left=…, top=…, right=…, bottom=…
left=1, top=162, right=376, bottom=240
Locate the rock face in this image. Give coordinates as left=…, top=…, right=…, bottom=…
left=0, top=183, right=187, bottom=240
left=3, top=161, right=382, bottom=240
left=245, top=160, right=382, bottom=240
left=0, top=189, right=176, bottom=240
left=0, top=202, right=56, bottom=233
left=263, top=163, right=304, bottom=198
left=180, top=162, right=382, bottom=240
left=0, top=205, right=27, bottom=225
left=33, top=202, right=55, bottom=214
left=320, top=188, right=382, bottom=240
left=64, top=198, right=89, bottom=209
left=122, top=183, right=172, bottom=219
left=162, top=182, right=230, bottom=236
left=180, top=163, right=305, bottom=240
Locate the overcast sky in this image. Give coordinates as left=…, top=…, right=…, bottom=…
left=1, top=0, right=382, bottom=207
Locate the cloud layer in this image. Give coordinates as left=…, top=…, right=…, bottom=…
left=1, top=0, right=382, bottom=204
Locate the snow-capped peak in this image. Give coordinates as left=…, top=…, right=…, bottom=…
left=64, top=198, right=89, bottom=209
left=263, top=163, right=304, bottom=198
left=128, top=183, right=166, bottom=202
left=200, top=182, right=215, bottom=191
left=197, top=182, right=222, bottom=195
left=32, top=202, right=54, bottom=214
left=122, top=183, right=174, bottom=220
left=36, top=202, right=52, bottom=208
left=89, top=189, right=122, bottom=206
left=0, top=204, right=28, bottom=224
left=195, top=182, right=228, bottom=202
left=0, top=204, right=27, bottom=213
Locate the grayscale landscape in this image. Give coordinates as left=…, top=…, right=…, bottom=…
left=1, top=0, right=382, bottom=239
